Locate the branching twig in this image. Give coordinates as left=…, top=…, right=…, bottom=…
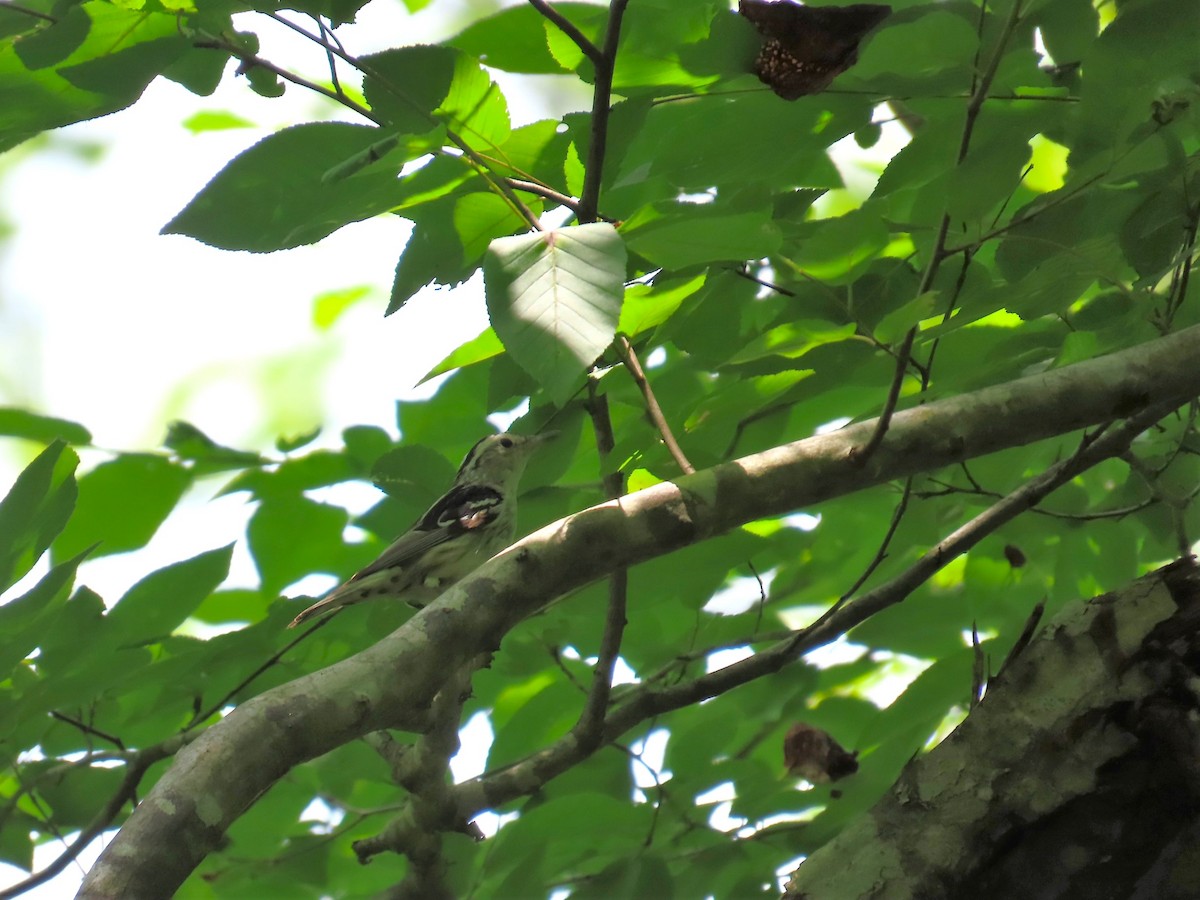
left=259, top=12, right=543, bottom=231
left=354, top=661, right=485, bottom=895
left=855, top=327, right=917, bottom=463
left=858, top=0, right=1029, bottom=456
left=835, top=477, right=914, bottom=607
left=49, top=711, right=126, bottom=751
left=456, top=402, right=1179, bottom=816
left=617, top=336, right=695, bottom=475
left=527, top=0, right=602, bottom=64
left=185, top=613, right=340, bottom=730
left=505, top=179, right=582, bottom=213
left=0, top=735, right=194, bottom=900
left=575, top=388, right=629, bottom=751
left=193, top=34, right=376, bottom=120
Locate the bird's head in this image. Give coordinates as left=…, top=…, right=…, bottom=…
left=456, top=431, right=556, bottom=487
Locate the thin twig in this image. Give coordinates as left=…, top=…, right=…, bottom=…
left=457, top=402, right=1179, bottom=815
left=859, top=0, right=1028, bottom=457
left=732, top=266, right=796, bottom=296
left=617, top=335, right=695, bottom=474
left=261, top=12, right=543, bottom=231
left=505, top=178, right=582, bottom=213
left=970, top=622, right=986, bottom=708
left=527, top=0, right=602, bottom=64
left=0, top=736, right=194, bottom=900
left=193, top=36, right=377, bottom=121
left=994, top=599, right=1045, bottom=681
left=185, top=612, right=341, bottom=729
left=577, top=0, right=630, bottom=223
left=855, top=327, right=917, bottom=463
left=314, top=16, right=344, bottom=98
left=49, top=711, right=126, bottom=751
left=575, top=387, right=629, bottom=751
left=0, top=0, right=54, bottom=21
left=836, top=477, right=914, bottom=607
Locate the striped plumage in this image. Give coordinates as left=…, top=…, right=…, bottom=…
left=288, top=432, right=552, bottom=628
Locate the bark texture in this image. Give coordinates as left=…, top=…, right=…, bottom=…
left=785, top=558, right=1200, bottom=900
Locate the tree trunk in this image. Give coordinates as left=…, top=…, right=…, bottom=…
left=785, top=558, right=1200, bottom=899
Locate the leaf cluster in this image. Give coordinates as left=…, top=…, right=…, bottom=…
left=2, top=0, right=1199, bottom=895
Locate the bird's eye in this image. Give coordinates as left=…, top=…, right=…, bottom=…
left=499, top=437, right=515, bottom=448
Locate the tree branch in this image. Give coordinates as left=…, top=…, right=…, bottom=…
left=505, top=179, right=582, bottom=214
left=458, top=399, right=1178, bottom=814
left=193, top=35, right=377, bottom=122
left=577, top=0, right=630, bottom=223
left=527, top=0, right=602, bottom=65
left=0, top=734, right=194, bottom=900
left=259, top=11, right=544, bottom=231
left=617, top=335, right=695, bottom=475
left=575, top=389, right=629, bottom=751
left=786, top=558, right=1200, bottom=897
left=80, top=324, right=1200, bottom=898
left=860, top=0, right=1029, bottom=459
left=354, top=661, right=484, bottom=897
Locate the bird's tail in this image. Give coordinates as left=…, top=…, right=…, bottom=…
left=288, top=589, right=354, bottom=628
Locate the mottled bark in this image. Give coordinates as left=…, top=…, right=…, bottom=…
left=785, top=559, right=1200, bottom=900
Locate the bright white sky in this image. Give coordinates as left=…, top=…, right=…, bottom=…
left=0, top=4, right=909, bottom=892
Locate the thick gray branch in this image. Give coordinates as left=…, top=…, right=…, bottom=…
left=79, top=324, right=1200, bottom=899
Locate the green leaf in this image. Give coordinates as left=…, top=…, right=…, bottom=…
left=794, top=209, right=889, bottom=283
left=162, top=123, right=412, bottom=252
left=0, top=441, right=78, bottom=594
left=873, top=292, right=938, bottom=344
left=341, top=426, right=392, bottom=468
left=312, top=285, right=372, bottom=330
left=449, top=3, right=607, bottom=74
left=421, top=328, right=506, bottom=382
left=617, top=273, right=706, bottom=337
left=0, top=2, right=185, bottom=153
left=105, top=546, right=233, bottom=645
left=221, top=450, right=358, bottom=500
left=165, top=421, right=266, bottom=474
left=181, top=110, right=255, bottom=133
left=277, top=427, right=323, bottom=454
left=389, top=192, right=535, bottom=314
left=0, top=545, right=94, bottom=678
left=573, top=855, right=675, bottom=899
left=613, top=92, right=845, bottom=198
left=51, top=454, right=190, bottom=563
left=361, top=45, right=455, bottom=133
left=371, top=445, right=457, bottom=506
left=362, top=45, right=510, bottom=148
left=728, top=321, right=857, bottom=365
left=248, top=496, right=349, bottom=595
left=0, top=408, right=90, bottom=445
left=621, top=206, right=781, bottom=269
left=484, top=223, right=626, bottom=405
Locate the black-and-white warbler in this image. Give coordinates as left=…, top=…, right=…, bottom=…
left=288, top=432, right=553, bottom=628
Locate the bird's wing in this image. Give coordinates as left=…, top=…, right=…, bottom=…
left=287, top=484, right=506, bottom=628
left=350, top=483, right=505, bottom=583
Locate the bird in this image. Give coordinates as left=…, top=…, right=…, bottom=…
left=288, top=431, right=554, bottom=628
